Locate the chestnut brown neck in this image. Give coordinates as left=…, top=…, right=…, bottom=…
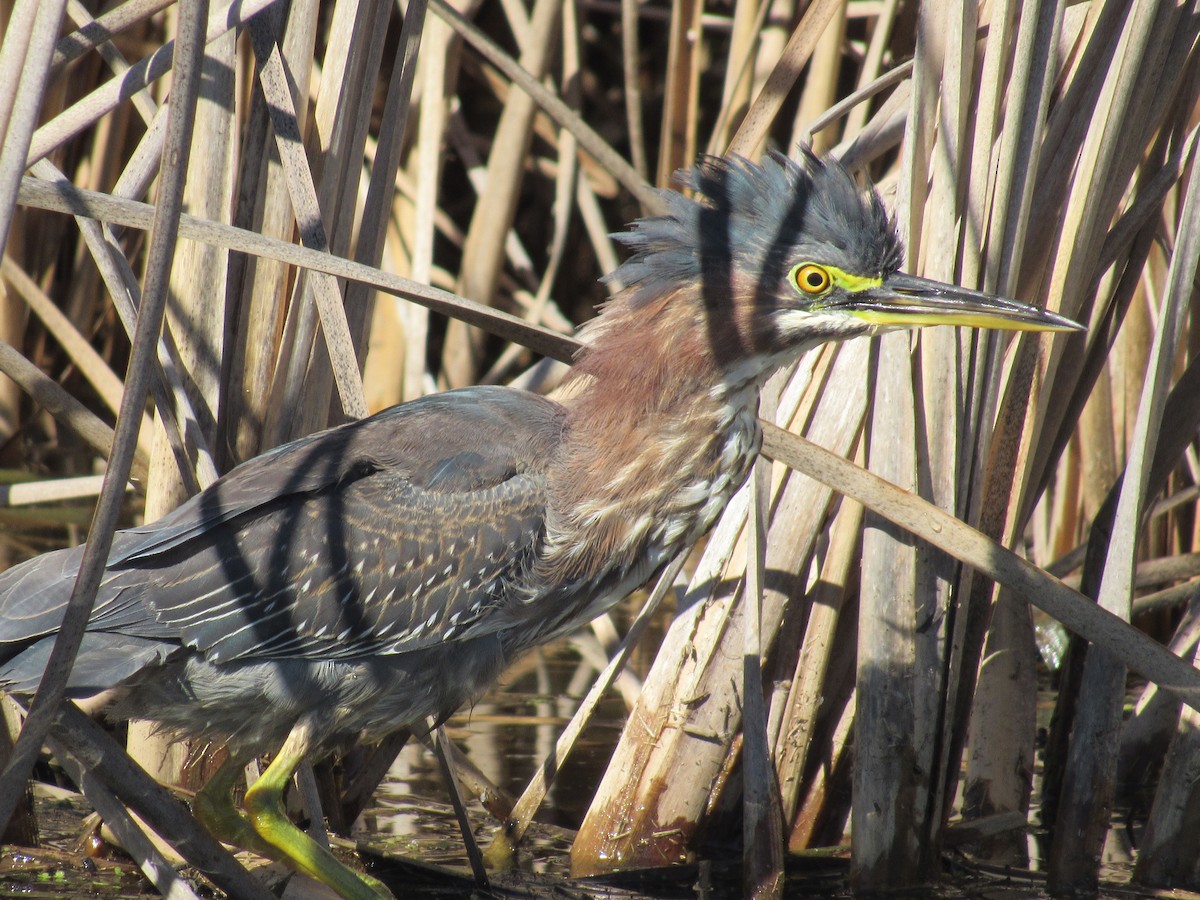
left=538, top=287, right=764, bottom=587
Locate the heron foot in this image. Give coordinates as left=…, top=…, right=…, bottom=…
left=193, top=754, right=279, bottom=860
left=193, top=722, right=391, bottom=899
left=243, top=777, right=390, bottom=899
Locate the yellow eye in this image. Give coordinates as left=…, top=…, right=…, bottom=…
left=792, top=263, right=832, bottom=295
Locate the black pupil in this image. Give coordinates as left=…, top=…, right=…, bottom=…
left=806, top=270, right=824, bottom=288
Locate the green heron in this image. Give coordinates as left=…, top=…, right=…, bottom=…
left=0, top=152, right=1080, bottom=898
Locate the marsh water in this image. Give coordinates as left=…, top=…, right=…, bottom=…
left=361, top=632, right=640, bottom=877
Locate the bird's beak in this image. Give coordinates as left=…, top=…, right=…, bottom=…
left=833, top=272, right=1084, bottom=333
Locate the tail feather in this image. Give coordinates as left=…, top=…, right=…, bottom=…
left=0, top=633, right=176, bottom=697
left=0, top=545, right=88, bottom=648
left=0, top=542, right=178, bottom=695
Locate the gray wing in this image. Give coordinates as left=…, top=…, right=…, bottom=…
left=0, top=543, right=181, bottom=694
left=142, top=466, right=548, bottom=662
left=110, top=386, right=562, bottom=564
left=0, top=386, right=565, bottom=689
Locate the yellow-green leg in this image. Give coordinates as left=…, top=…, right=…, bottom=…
left=193, top=719, right=390, bottom=899
left=193, top=753, right=279, bottom=859
left=242, top=714, right=391, bottom=899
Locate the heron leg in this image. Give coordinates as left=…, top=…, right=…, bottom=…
left=192, top=752, right=276, bottom=858
left=242, top=713, right=391, bottom=899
